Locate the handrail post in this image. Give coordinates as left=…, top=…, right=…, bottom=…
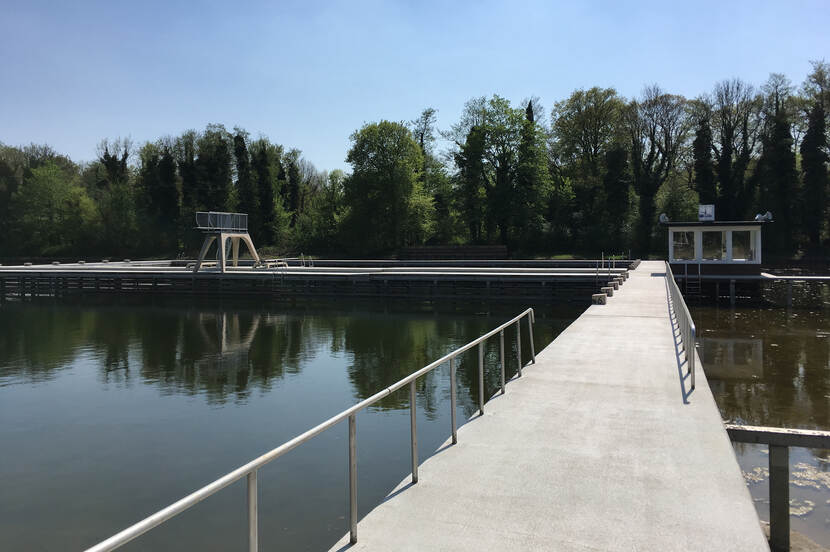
left=769, top=445, right=789, bottom=552
left=528, top=311, right=536, bottom=364
left=499, top=330, right=505, bottom=394
left=409, top=381, right=418, bottom=484
left=690, top=327, right=696, bottom=390
left=516, top=321, right=522, bottom=377
left=450, top=357, right=457, bottom=444
left=247, top=470, right=258, bottom=552
left=348, top=414, right=357, bottom=544
left=478, top=342, right=485, bottom=415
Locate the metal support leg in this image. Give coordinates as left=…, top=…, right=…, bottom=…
left=410, top=381, right=418, bottom=483
left=478, top=342, right=484, bottom=415
left=769, top=445, right=789, bottom=552
left=232, top=237, right=240, bottom=267
left=194, top=235, right=216, bottom=273
left=349, top=414, right=357, bottom=544
left=450, top=358, right=457, bottom=444
left=499, top=330, right=505, bottom=394
left=516, top=321, right=522, bottom=377
left=247, top=471, right=258, bottom=552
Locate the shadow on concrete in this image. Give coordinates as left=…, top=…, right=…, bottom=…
left=663, top=275, right=694, bottom=404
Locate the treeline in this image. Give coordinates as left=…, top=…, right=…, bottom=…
left=1, top=61, right=828, bottom=260
left=0, top=127, right=342, bottom=258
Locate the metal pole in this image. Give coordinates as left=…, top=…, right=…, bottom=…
left=527, top=313, right=536, bottom=364
left=478, top=342, right=485, bottom=415
left=450, top=357, right=457, bottom=444
left=348, top=414, right=357, bottom=544
left=516, top=321, right=522, bottom=377
left=247, top=471, right=258, bottom=552
left=690, top=328, right=696, bottom=390
left=499, top=330, right=505, bottom=394
left=409, top=381, right=418, bottom=484
left=769, top=445, right=789, bottom=552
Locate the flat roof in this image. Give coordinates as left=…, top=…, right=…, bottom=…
left=664, top=221, right=764, bottom=227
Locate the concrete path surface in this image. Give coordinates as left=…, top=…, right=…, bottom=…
left=330, top=261, right=767, bottom=551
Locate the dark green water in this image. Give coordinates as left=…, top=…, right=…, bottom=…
left=692, top=304, right=830, bottom=547
left=0, top=297, right=583, bottom=551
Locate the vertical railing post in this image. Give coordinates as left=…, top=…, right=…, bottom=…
left=247, top=470, right=258, bottom=552
left=527, top=311, right=536, bottom=364
left=478, top=342, right=485, bottom=415
left=516, top=321, right=522, bottom=377
left=348, top=414, right=357, bottom=544
left=499, top=330, right=505, bottom=394
left=450, top=357, right=457, bottom=444
left=689, top=327, right=696, bottom=390
left=410, top=381, right=418, bottom=483
left=769, top=445, right=789, bottom=552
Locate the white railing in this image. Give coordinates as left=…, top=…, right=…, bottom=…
left=85, top=308, right=537, bottom=552
left=665, top=261, right=696, bottom=390
left=195, top=211, right=248, bottom=232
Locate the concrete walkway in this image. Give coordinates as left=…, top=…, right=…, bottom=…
left=331, top=261, right=768, bottom=551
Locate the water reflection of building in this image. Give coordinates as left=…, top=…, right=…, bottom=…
left=701, top=337, right=764, bottom=381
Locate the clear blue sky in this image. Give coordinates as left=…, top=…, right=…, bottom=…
left=1, top=0, right=827, bottom=171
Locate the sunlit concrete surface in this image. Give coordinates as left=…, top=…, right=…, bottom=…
left=330, top=261, right=768, bottom=551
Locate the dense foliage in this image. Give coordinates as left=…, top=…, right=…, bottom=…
left=1, top=61, right=828, bottom=260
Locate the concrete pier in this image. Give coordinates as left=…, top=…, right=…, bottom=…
left=0, top=260, right=630, bottom=302
left=331, top=261, right=767, bottom=551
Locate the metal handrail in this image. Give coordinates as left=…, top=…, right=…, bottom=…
left=195, top=211, right=248, bottom=232
left=725, top=424, right=830, bottom=551
left=665, top=261, right=696, bottom=390
left=85, top=308, right=536, bottom=552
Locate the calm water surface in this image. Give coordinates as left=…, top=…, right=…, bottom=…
left=693, top=303, right=830, bottom=547
left=0, top=297, right=583, bottom=551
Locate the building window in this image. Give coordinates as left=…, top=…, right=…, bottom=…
left=701, top=231, right=725, bottom=260
left=672, top=231, right=695, bottom=260
left=731, top=230, right=755, bottom=261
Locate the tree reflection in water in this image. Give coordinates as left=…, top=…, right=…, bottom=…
left=0, top=297, right=579, bottom=411
left=694, top=305, right=830, bottom=430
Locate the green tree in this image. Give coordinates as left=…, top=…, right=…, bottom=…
left=195, top=124, right=233, bottom=212
left=250, top=139, right=289, bottom=247
left=711, top=79, right=759, bottom=220
left=343, top=120, right=429, bottom=252
left=296, top=169, right=346, bottom=252
left=233, top=130, right=259, bottom=234
left=800, top=102, right=828, bottom=253
left=514, top=99, right=552, bottom=248
left=691, top=105, right=717, bottom=205
left=8, top=161, right=98, bottom=255
left=136, top=142, right=179, bottom=255
left=754, top=103, right=799, bottom=256
left=454, top=125, right=487, bottom=242
left=176, top=130, right=200, bottom=251
left=94, top=139, right=137, bottom=255
left=550, top=87, right=625, bottom=250
left=626, top=86, right=689, bottom=255
left=285, top=150, right=301, bottom=227
left=603, top=145, right=633, bottom=251
left=411, top=108, right=456, bottom=244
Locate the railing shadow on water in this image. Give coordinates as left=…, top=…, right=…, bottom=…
left=662, top=269, right=695, bottom=404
